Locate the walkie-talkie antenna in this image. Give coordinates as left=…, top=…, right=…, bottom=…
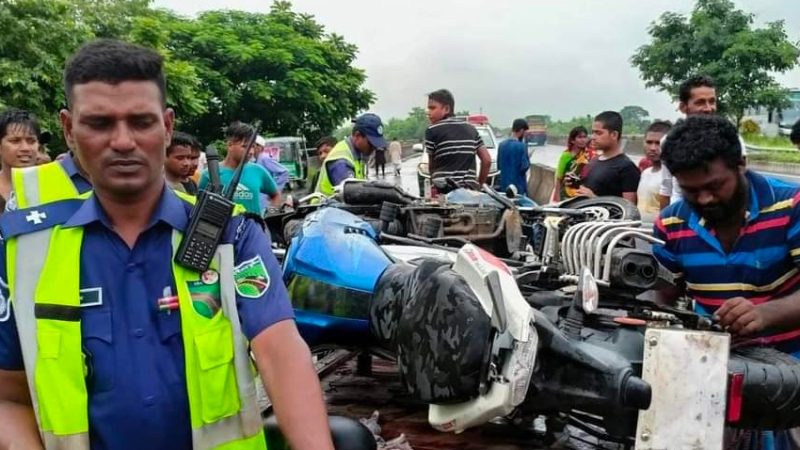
left=223, top=122, right=261, bottom=200
left=205, top=144, right=223, bottom=194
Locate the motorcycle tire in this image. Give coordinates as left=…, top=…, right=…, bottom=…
left=562, top=196, right=641, bottom=221
left=729, top=346, right=800, bottom=430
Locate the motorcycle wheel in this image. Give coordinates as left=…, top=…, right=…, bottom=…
left=563, top=196, right=641, bottom=221
left=729, top=346, right=800, bottom=430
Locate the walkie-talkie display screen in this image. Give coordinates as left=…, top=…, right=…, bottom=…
left=176, top=122, right=259, bottom=272
left=196, top=221, right=220, bottom=239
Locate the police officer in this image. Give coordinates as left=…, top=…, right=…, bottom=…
left=314, top=113, right=386, bottom=196
left=0, top=39, right=334, bottom=450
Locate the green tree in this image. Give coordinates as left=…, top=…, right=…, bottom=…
left=164, top=2, right=374, bottom=145
left=620, top=105, right=650, bottom=134
left=0, top=0, right=205, bottom=152
left=0, top=0, right=374, bottom=152
left=547, top=115, right=594, bottom=136
left=0, top=0, right=95, bottom=139
left=383, top=107, right=428, bottom=141
left=631, top=0, right=799, bottom=127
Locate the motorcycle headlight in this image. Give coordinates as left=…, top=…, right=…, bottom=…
left=580, top=267, right=599, bottom=314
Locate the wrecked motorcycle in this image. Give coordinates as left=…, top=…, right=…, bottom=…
left=271, top=181, right=800, bottom=448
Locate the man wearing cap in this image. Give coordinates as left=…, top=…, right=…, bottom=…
left=315, top=113, right=385, bottom=196
left=497, top=118, right=531, bottom=195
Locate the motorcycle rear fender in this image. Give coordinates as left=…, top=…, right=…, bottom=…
left=428, top=325, right=538, bottom=433
left=452, top=244, right=533, bottom=342
left=428, top=244, right=538, bottom=433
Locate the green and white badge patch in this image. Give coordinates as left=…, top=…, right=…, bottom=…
left=234, top=256, right=270, bottom=298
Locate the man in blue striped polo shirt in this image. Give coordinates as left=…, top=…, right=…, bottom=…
left=654, top=115, right=800, bottom=356
left=654, top=115, right=800, bottom=449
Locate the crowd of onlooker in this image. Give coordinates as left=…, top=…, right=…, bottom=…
left=496, top=75, right=800, bottom=222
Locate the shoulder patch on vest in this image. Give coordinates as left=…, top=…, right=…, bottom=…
left=0, top=199, right=84, bottom=239
left=234, top=255, right=270, bottom=298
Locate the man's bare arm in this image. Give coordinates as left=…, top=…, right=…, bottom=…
left=0, top=369, right=42, bottom=450
left=553, top=176, right=563, bottom=202
left=622, top=192, right=637, bottom=204
left=717, top=290, right=800, bottom=336
left=658, top=194, right=670, bottom=210
left=252, top=320, right=334, bottom=450
left=268, top=192, right=283, bottom=207
left=476, top=146, right=491, bottom=185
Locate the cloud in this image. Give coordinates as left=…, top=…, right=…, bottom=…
left=154, top=0, right=800, bottom=126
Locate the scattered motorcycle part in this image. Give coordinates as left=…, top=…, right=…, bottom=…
left=422, top=216, right=443, bottom=238
left=579, top=267, right=599, bottom=313
left=559, top=196, right=641, bottom=221
left=609, top=248, right=660, bottom=290
left=636, top=328, right=728, bottom=450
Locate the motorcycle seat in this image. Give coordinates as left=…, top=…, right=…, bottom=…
left=342, top=180, right=417, bottom=206
left=370, top=260, right=492, bottom=404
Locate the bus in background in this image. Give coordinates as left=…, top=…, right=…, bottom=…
left=744, top=88, right=800, bottom=138
left=524, top=114, right=547, bottom=147
left=779, top=89, right=800, bottom=137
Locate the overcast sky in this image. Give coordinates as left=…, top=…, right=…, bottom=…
left=152, top=0, right=800, bottom=126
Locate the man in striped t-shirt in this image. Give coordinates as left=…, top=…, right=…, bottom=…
left=654, top=115, right=800, bottom=358
left=424, top=89, right=491, bottom=192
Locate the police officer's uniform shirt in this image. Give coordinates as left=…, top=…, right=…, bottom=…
left=60, top=151, right=93, bottom=194
left=0, top=187, right=294, bottom=450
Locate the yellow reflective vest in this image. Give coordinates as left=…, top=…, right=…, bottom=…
left=314, top=139, right=365, bottom=196
left=5, top=194, right=266, bottom=450
left=11, top=161, right=80, bottom=209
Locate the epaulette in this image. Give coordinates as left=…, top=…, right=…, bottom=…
left=0, top=199, right=85, bottom=239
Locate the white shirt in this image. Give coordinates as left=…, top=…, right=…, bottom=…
left=638, top=166, right=663, bottom=223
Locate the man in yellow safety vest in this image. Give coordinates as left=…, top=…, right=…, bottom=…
left=0, top=39, right=334, bottom=450
left=315, top=113, right=386, bottom=196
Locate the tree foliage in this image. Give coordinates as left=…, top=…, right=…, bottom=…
left=383, top=107, right=429, bottom=141
left=631, top=0, right=799, bottom=126
left=620, top=105, right=651, bottom=133
left=0, top=0, right=374, bottom=152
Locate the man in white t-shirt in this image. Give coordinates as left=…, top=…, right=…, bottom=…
left=658, top=75, right=748, bottom=209
left=637, top=121, right=672, bottom=223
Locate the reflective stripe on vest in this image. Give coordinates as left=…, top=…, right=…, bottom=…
left=11, top=163, right=80, bottom=209
left=314, top=139, right=365, bottom=196
left=9, top=226, right=265, bottom=450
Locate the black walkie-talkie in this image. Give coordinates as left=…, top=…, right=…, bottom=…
left=175, top=124, right=260, bottom=271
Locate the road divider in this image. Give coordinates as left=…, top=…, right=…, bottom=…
left=528, top=164, right=556, bottom=205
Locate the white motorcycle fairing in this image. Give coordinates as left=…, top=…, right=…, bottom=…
left=428, top=244, right=538, bottom=433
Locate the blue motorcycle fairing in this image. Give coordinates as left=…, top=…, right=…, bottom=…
left=294, top=310, right=374, bottom=348
left=283, top=207, right=391, bottom=292
left=283, top=207, right=393, bottom=347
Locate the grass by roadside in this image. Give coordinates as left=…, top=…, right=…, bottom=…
left=743, top=134, right=794, bottom=150
left=748, top=149, right=800, bottom=164
left=742, top=133, right=799, bottom=164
